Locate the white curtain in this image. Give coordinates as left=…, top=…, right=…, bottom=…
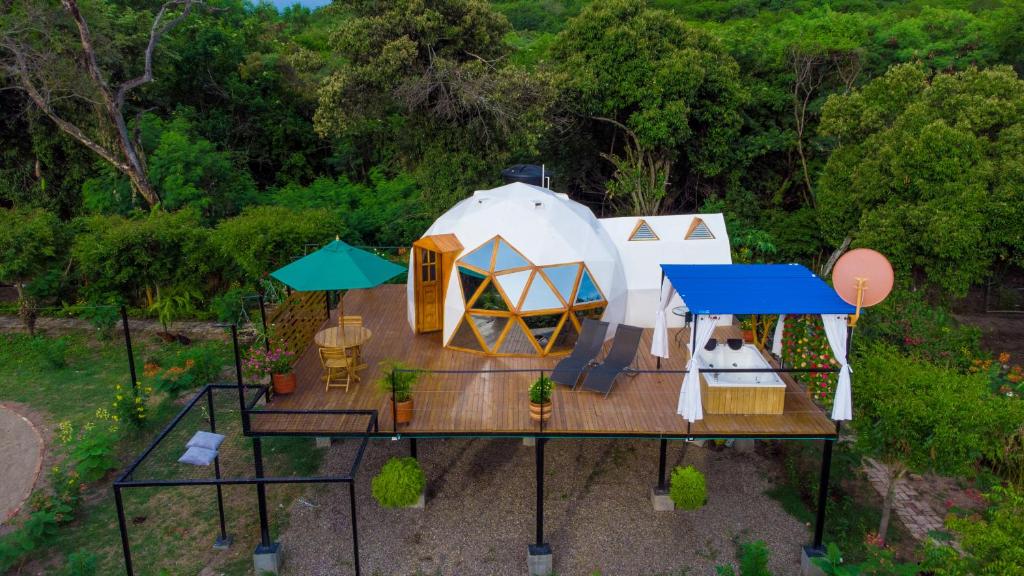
left=771, top=314, right=786, bottom=356
left=821, top=314, right=852, bottom=421
left=651, top=279, right=676, bottom=359
left=677, top=315, right=718, bottom=422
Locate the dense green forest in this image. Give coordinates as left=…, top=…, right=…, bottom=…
left=2, top=0, right=1023, bottom=313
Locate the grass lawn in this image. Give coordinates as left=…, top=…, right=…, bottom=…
left=0, top=330, right=324, bottom=575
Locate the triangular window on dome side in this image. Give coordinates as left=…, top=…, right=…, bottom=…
left=542, top=263, right=580, bottom=304
left=493, top=238, right=530, bottom=271
left=521, top=273, right=564, bottom=312
left=628, top=219, right=659, bottom=241
left=494, top=269, right=532, bottom=310
left=573, top=268, right=604, bottom=305
left=449, top=316, right=483, bottom=351
left=469, top=280, right=509, bottom=312
left=458, top=265, right=487, bottom=304
left=460, top=238, right=496, bottom=271
left=685, top=218, right=714, bottom=240
left=498, top=318, right=539, bottom=355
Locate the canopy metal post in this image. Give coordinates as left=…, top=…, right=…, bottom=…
left=230, top=325, right=250, bottom=432
left=258, top=292, right=270, bottom=352
left=121, top=305, right=137, bottom=388
left=657, top=272, right=664, bottom=370
left=812, top=431, right=837, bottom=549
left=252, top=438, right=272, bottom=548
left=207, top=387, right=230, bottom=548
left=349, top=481, right=361, bottom=576
left=657, top=438, right=668, bottom=491
left=114, top=484, right=133, bottom=576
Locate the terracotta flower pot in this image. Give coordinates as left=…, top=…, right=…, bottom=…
left=529, top=401, right=552, bottom=422
left=271, top=372, right=297, bottom=395
left=741, top=329, right=754, bottom=342
left=393, top=398, right=414, bottom=424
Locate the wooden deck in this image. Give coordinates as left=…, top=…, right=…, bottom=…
left=249, top=285, right=837, bottom=438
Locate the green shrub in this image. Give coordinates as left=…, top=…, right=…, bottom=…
left=183, top=343, right=226, bottom=386
left=371, top=457, right=426, bottom=508
left=814, top=542, right=918, bottom=575
left=0, top=510, right=59, bottom=572
left=856, top=291, right=983, bottom=372
left=210, top=287, right=248, bottom=324
left=669, top=465, right=706, bottom=510
left=29, top=336, right=68, bottom=369
left=73, top=300, right=122, bottom=340
left=922, top=485, right=1024, bottom=576
left=716, top=540, right=773, bottom=576
left=59, top=418, right=120, bottom=483
left=60, top=550, right=97, bottom=576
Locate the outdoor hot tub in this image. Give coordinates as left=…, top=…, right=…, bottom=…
left=696, top=343, right=785, bottom=415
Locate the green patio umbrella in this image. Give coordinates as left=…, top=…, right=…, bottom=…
left=270, top=238, right=407, bottom=316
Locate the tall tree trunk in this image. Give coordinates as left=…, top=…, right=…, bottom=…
left=878, top=463, right=904, bottom=545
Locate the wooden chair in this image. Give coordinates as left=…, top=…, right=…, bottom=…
left=339, top=316, right=365, bottom=367
left=319, top=347, right=356, bottom=392
left=339, top=315, right=363, bottom=328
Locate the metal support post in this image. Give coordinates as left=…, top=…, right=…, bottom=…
left=114, top=485, right=133, bottom=575
left=657, top=438, right=668, bottom=491
left=121, top=306, right=137, bottom=388
left=252, top=438, right=272, bottom=548
left=349, top=482, right=361, bottom=576
left=208, top=388, right=230, bottom=548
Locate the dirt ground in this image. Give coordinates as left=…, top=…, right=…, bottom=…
left=955, top=313, right=1024, bottom=358
left=278, top=437, right=810, bottom=576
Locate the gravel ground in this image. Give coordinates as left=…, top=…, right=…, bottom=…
left=279, top=438, right=808, bottom=576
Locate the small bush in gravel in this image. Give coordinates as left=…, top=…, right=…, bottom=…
left=716, top=540, right=773, bottom=576
left=372, top=457, right=426, bottom=508
left=669, top=465, right=706, bottom=511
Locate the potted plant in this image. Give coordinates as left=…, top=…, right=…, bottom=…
left=529, top=374, right=553, bottom=422
left=377, top=360, right=421, bottom=424
left=244, top=346, right=297, bottom=395
left=739, top=316, right=755, bottom=342
left=371, top=457, right=426, bottom=508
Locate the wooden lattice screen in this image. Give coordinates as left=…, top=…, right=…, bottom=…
left=266, top=291, right=328, bottom=359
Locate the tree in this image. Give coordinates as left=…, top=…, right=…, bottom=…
left=210, top=206, right=341, bottom=283
left=0, top=208, right=62, bottom=333
left=550, top=0, right=746, bottom=215
left=853, top=344, right=1022, bottom=544
left=314, top=0, right=555, bottom=211
left=818, top=64, right=1024, bottom=298
left=1, top=0, right=209, bottom=208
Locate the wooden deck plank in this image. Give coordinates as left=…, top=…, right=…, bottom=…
left=249, top=285, right=836, bottom=438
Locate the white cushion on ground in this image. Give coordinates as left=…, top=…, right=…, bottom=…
left=178, top=446, right=218, bottom=466
left=186, top=430, right=225, bottom=451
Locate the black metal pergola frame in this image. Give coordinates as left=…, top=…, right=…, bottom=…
left=112, top=321, right=378, bottom=576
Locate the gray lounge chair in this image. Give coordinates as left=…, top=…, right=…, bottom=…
left=550, top=318, right=610, bottom=388
left=580, top=324, right=644, bottom=398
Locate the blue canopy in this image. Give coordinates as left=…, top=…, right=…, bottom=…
left=661, top=263, right=855, bottom=315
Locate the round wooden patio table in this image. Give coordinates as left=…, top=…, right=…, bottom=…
left=314, top=325, right=372, bottom=370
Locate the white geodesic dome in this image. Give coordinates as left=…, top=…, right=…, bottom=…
left=407, top=182, right=627, bottom=355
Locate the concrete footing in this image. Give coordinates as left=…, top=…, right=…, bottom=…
left=733, top=439, right=756, bottom=453
left=527, top=544, right=553, bottom=576
left=800, top=545, right=826, bottom=576
left=523, top=437, right=536, bottom=447
left=650, top=487, right=675, bottom=511
left=213, top=535, right=233, bottom=550
left=314, top=437, right=332, bottom=449
left=253, top=542, right=282, bottom=575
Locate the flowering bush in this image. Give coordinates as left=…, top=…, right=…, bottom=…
left=28, top=466, right=83, bottom=525
left=112, top=381, right=152, bottom=429
left=58, top=410, right=120, bottom=483
left=972, top=352, right=1023, bottom=398
left=780, top=315, right=838, bottom=406
left=243, top=346, right=295, bottom=378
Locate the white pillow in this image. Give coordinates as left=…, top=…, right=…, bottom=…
left=186, top=431, right=225, bottom=452
left=178, top=446, right=218, bottom=466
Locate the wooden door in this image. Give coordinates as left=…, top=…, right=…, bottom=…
left=415, top=247, right=442, bottom=332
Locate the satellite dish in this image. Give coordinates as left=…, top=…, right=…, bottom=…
left=833, top=248, right=894, bottom=326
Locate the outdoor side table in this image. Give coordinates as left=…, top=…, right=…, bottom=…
left=671, top=306, right=691, bottom=348
left=314, top=325, right=373, bottom=371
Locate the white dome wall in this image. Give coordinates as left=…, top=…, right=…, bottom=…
left=408, top=183, right=627, bottom=344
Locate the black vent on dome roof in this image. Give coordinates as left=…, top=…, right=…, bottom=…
left=501, top=164, right=553, bottom=187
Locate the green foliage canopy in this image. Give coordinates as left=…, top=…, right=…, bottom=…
left=819, top=64, right=1024, bottom=298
